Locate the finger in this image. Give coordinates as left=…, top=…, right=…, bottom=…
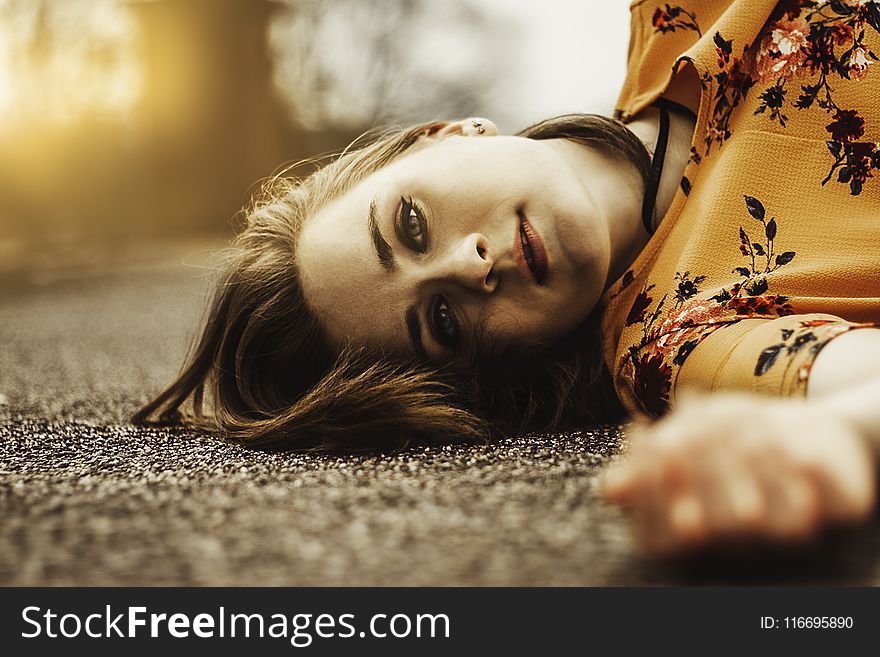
left=602, top=423, right=655, bottom=503
left=706, top=470, right=766, bottom=539
left=698, top=446, right=767, bottom=538
left=804, top=428, right=876, bottom=524
left=636, top=447, right=702, bottom=554
left=755, top=451, right=821, bottom=542
left=602, top=462, right=639, bottom=504
left=634, top=456, right=677, bottom=553
left=667, top=490, right=708, bottom=548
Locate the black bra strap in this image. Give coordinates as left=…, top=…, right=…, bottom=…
left=641, top=103, right=671, bottom=235
left=652, top=96, right=697, bottom=120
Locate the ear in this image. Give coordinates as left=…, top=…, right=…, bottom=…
left=423, top=117, right=498, bottom=140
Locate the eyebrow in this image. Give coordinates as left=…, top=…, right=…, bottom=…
left=405, top=305, right=428, bottom=360
left=368, top=196, right=427, bottom=359
left=368, top=197, right=397, bottom=271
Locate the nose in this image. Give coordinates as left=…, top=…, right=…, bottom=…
left=441, top=233, right=497, bottom=293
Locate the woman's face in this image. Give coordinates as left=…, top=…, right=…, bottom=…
left=297, top=119, right=621, bottom=364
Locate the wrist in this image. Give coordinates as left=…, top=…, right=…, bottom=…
left=812, top=378, right=880, bottom=462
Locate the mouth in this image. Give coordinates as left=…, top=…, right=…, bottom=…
left=513, top=208, right=548, bottom=285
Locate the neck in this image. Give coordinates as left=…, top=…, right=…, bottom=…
left=539, top=108, right=695, bottom=290
left=599, top=106, right=695, bottom=286
left=627, top=106, right=695, bottom=231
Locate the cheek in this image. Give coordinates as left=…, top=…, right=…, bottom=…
left=546, top=182, right=611, bottom=274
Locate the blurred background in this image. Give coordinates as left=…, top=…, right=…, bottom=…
left=0, top=0, right=630, bottom=283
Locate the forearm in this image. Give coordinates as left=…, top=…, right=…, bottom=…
left=811, top=376, right=880, bottom=460
left=808, top=328, right=880, bottom=459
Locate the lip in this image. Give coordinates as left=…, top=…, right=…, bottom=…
left=512, top=209, right=549, bottom=285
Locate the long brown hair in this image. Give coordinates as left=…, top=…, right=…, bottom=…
left=133, top=114, right=649, bottom=452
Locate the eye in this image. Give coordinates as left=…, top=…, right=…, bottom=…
left=429, top=296, right=460, bottom=349
left=397, top=196, right=427, bottom=253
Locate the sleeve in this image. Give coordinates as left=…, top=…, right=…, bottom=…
left=674, top=313, right=879, bottom=403
left=615, top=0, right=703, bottom=120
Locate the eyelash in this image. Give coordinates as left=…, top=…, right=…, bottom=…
left=395, top=196, right=460, bottom=349
left=396, top=196, right=428, bottom=253
left=429, top=296, right=461, bottom=350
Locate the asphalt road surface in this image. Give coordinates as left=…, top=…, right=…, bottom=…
left=2, top=253, right=879, bottom=585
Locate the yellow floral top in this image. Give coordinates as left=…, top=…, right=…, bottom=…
left=601, top=0, right=880, bottom=417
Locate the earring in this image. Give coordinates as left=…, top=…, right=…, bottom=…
left=472, top=119, right=485, bottom=134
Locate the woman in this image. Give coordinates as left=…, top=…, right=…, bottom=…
left=136, top=0, right=880, bottom=554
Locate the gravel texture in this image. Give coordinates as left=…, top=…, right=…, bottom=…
left=2, top=256, right=880, bottom=586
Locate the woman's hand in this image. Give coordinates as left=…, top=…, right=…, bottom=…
left=602, top=392, right=877, bottom=555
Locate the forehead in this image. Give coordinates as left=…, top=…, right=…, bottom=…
left=297, top=170, right=410, bottom=354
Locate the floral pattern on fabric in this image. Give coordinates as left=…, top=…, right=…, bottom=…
left=753, top=0, right=880, bottom=195
left=753, top=318, right=872, bottom=397
left=699, top=32, right=757, bottom=154
left=653, top=4, right=704, bottom=36
left=617, top=196, right=800, bottom=416
left=754, top=318, right=842, bottom=376
left=654, top=0, right=880, bottom=194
